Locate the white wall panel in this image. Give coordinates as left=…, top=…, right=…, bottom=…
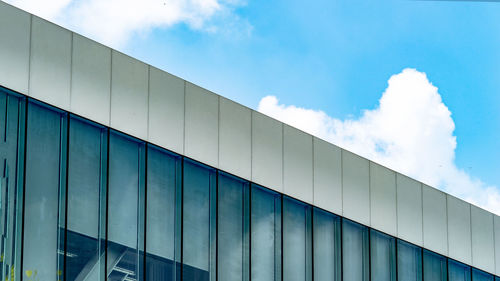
left=184, top=82, right=219, bottom=167
left=110, top=51, right=149, bottom=139
left=0, top=2, right=30, bottom=93
left=422, top=185, right=448, bottom=255
left=471, top=205, right=495, bottom=273
left=71, top=34, right=111, bottom=125
left=29, top=17, right=72, bottom=110
left=313, top=138, right=342, bottom=215
left=342, top=150, right=370, bottom=225
left=370, top=162, right=397, bottom=236
left=494, top=216, right=500, bottom=275
left=219, top=97, right=251, bottom=180
left=397, top=174, right=423, bottom=246
left=148, top=67, right=184, bottom=154
left=283, top=125, right=313, bottom=203
left=447, top=195, right=472, bottom=264
left=251, top=111, right=283, bottom=192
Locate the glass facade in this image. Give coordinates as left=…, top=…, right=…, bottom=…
left=0, top=86, right=498, bottom=281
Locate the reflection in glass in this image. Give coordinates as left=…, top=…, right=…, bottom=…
left=146, top=146, right=181, bottom=281
left=218, top=173, right=250, bottom=281
left=449, top=260, right=471, bottom=281
left=182, top=160, right=216, bottom=281
left=342, top=220, right=369, bottom=281
left=23, top=102, right=66, bottom=281
left=313, top=208, right=341, bottom=281
left=283, top=197, right=312, bottom=281
left=107, top=132, right=145, bottom=281
left=423, top=250, right=447, bottom=281
left=397, top=240, right=422, bottom=281
left=251, top=185, right=282, bottom=281
left=66, top=118, right=107, bottom=281
left=472, top=269, right=493, bottom=281
left=371, top=230, right=396, bottom=281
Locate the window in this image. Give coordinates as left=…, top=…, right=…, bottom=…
left=449, top=260, right=471, bottom=281
left=66, top=117, right=107, bottom=281
left=218, top=172, right=250, bottom=281
left=251, top=185, right=282, bottom=281
left=423, top=250, right=447, bottom=281
left=342, top=220, right=369, bottom=281
left=146, top=146, right=181, bottom=280
left=397, top=240, right=422, bottom=281
left=371, top=230, right=396, bottom=281
left=283, top=197, right=312, bottom=281
left=313, top=208, right=341, bottom=281
left=107, top=132, right=146, bottom=281
left=182, top=160, right=216, bottom=281
left=472, top=269, right=493, bottom=281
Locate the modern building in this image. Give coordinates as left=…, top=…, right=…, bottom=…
left=0, top=1, right=499, bottom=281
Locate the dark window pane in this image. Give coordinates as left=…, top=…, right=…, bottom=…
left=67, top=117, right=107, bottom=281
left=371, top=230, right=396, bottom=281
left=423, top=250, right=447, bottom=281
left=342, top=220, right=369, bottom=281
left=397, top=240, right=422, bottom=281
left=472, top=269, right=493, bottom=281
left=251, top=185, right=281, bottom=281
left=283, top=197, right=312, bottom=281
left=313, top=208, right=341, bottom=281
left=107, top=132, right=145, bottom=281
left=448, top=260, right=470, bottom=281
left=23, top=102, right=66, bottom=281
left=146, top=146, right=181, bottom=281
left=218, top=173, right=250, bottom=281
left=182, top=160, right=216, bottom=281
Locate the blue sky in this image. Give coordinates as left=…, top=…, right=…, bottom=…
left=123, top=0, right=500, bottom=187
left=8, top=0, right=500, bottom=211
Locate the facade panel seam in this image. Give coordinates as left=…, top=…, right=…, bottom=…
left=494, top=215, right=497, bottom=274
left=470, top=203, right=473, bottom=265
left=445, top=193, right=449, bottom=256
left=341, top=149, right=344, bottom=216
left=395, top=171, right=398, bottom=237
left=281, top=122, right=284, bottom=191
left=311, top=137, right=314, bottom=204
left=27, top=14, right=33, bottom=96
left=69, top=32, right=74, bottom=111
left=368, top=161, right=372, bottom=226
left=182, top=80, right=186, bottom=155
left=250, top=110, right=253, bottom=181
left=420, top=183, right=424, bottom=246
left=108, top=50, right=113, bottom=126
left=146, top=65, right=151, bottom=140
left=217, top=95, right=220, bottom=168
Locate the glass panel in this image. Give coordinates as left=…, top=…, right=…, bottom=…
left=251, top=185, right=281, bottom=281
left=397, top=240, right=422, bottom=281
left=0, top=90, right=25, bottom=281
left=423, top=250, right=447, bottom=281
left=472, top=269, right=493, bottom=281
left=23, top=102, right=66, bottom=281
left=217, top=173, right=249, bottom=281
left=370, top=230, right=396, bottom=281
left=342, top=220, right=369, bottom=281
left=312, top=208, right=341, bottom=281
left=146, top=146, right=181, bottom=281
left=448, top=260, right=470, bottom=281
left=283, top=197, right=312, bottom=281
left=66, top=117, right=107, bottom=281
left=107, top=132, right=145, bottom=281
left=182, top=160, right=216, bottom=281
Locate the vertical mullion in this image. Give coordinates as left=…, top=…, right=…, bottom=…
left=143, top=145, right=148, bottom=281
left=63, top=114, right=70, bottom=281
left=18, top=98, right=28, bottom=281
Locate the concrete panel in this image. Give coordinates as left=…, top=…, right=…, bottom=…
left=71, top=34, right=111, bottom=126
left=397, top=174, right=423, bottom=246
left=184, top=82, right=219, bottom=167
left=370, top=162, right=397, bottom=236
left=148, top=67, right=184, bottom=154
left=471, top=205, right=495, bottom=273
left=283, top=125, right=313, bottom=203
left=313, top=138, right=342, bottom=215
left=251, top=111, right=283, bottom=192
left=29, top=17, right=72, bottom=110
left=422, top=185, right=448, bottom=255
left=0, top=2, right=30, bottom=93
left=494, top=216, right=500, bottom=275
left=110, top=51, right=149, bottom=139
left=219, top=97, right=251, bottom=180
left=342, top=150, right=370, bottom=225
left=447, top=195, right=472, bottom=264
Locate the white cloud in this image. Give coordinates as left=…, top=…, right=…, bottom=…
left=5, top=0, right=249, bottom=47
left=258, top=68, right=500, bottom=214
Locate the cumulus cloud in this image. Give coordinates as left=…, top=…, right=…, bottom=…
left=5, top=0, right=249, bottom=47
left=258, top=68, right=500, bottom=214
